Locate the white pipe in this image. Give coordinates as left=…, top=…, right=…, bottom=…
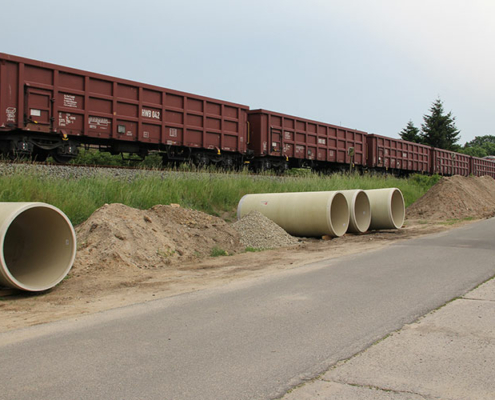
left=364, top=188, right=405, bottom=230
left=340, top=190, right=371, bottom=233
left=237, top=191, right=349, bottom=237
left=0, top=202, right=76, bottom=292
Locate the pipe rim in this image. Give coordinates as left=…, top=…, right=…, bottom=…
left=237, top=195, right=247, bottom=220
left=351, top=190, right=371, bottom=233
left=0, top=203, right=76, bottom=291
left=326, top=192, right=349, bottom=237
left=389, top=189, right=405, bottom=229
left=347, top=191, right=359, bottom=232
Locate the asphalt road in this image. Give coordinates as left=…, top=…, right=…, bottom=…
left=1, top=219, right=495, bottom=400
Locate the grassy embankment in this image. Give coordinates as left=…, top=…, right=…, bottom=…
left=0, top=167, right=440, bottom=226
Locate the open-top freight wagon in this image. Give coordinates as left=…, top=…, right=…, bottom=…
left=0, top=52, right=249, bottom=166
left=471, top=156, right=495, bottom=177
left=247, top=109, right=367, bottom=172
left=367, top=134, right=430, bottom=175
left=431, top=147, right=471, bottom=176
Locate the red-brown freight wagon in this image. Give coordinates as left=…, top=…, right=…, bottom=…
left=366, top=134, right=430, bottom=174
left=431, top=148, right=470, bottom=176
left=470, top=156, right=495, bottom=178
left=0, top=53, right=249, bottom=165
left=247, top=109, right=367, bottom=171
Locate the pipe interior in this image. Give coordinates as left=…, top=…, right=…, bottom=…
left=354, top=192, right=371, bottom=232
left=2, top=207, right=75, bottom=290
left=329, top=194, right=349, bottom=237
left=391, top=190, right=405, bottom=228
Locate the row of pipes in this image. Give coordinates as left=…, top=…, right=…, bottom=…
left=237, top=188, right=405, bottom=237
left=0, top=188, right=404, bottom=292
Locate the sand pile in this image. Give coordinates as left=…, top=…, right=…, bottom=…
left=407, top=175, right=495, bottom=220
left=75, top=204, right=242, bottom=271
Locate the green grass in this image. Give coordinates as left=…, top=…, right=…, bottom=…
left=440, top=216, right=475, bottom=225
left=244, top=247, right=267, bottom=252
left=0, top=167, right=437, bottom=226
left=210, top=246, right=229, bottom=257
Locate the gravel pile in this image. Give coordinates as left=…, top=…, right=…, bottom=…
left=233, top=211, right=300, bottom=249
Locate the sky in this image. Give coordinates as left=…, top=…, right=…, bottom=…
left=2, top=0, right=494, bottom=145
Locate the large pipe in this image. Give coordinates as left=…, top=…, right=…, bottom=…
left=0, top=202, right=76, bottom=292
left=364, top=188, right=405, bottom=230
left=237, top=191, right=349, bottom=237
left=340, top=190, right=371, bottom=233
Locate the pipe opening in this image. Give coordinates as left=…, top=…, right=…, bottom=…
left=2, top=206, right=76, bottom=291
left=365, top=188, right=405, bottom=230
left=353, top=191, right=371, bottom=233
left=329, top=193, right=349, bottom=237
left=391, top=190, right=405, bottom=228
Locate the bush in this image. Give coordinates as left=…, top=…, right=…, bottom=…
left=409, top=174, right=441, bottom=190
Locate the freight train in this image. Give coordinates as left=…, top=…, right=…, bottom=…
left=1, top=53, right=494, bottom=178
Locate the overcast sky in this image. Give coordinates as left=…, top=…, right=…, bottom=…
left=2, top=0, right=494, bottom=144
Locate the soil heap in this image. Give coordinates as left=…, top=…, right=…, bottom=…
left=75, top=204, right=242, bottom=271
left=407, top=175, right=495, bottom=220
left=75, top=204, right=301, bottom=273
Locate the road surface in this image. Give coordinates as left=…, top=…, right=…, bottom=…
left=1, top=218, right=495, bottom=399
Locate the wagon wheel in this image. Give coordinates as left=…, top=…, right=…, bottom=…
left=254, top=159, right=271, bottom=172
left=221, top=156, right=234, bottom=170
left=52, top=153, right=74, bottom=164
left=194, top=153, right=210, bottom=168
left=32, top=149, right=49, bottom=162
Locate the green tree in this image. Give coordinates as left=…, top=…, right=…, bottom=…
left=464, top=135, right=495, bottom=148
left=399, top=120, right=422, bottom=143
left=460, top=135, right=495, bottom=157
left=460, top=146, right=488, bottom=158
left=420, top=98, right=460, bottom=151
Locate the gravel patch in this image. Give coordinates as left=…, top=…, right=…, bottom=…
left=0, top=162, right=178, bottom=181
left=0, top=162, right=308, bottom=183
left=233, top=211, right=300, bottom=250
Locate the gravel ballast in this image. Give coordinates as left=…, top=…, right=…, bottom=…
left=0, top=162, right=296, bottom=183
left=0, top=162, right=167, bottom=181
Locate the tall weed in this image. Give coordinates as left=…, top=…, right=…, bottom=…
left=0, top=168, right=435, bottom=225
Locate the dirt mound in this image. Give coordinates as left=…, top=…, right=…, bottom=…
left=75, top=204, right=242, bottom=271
left=233, top=211, right=300, bottom=249
left=407, top=175, right=495, bottom=220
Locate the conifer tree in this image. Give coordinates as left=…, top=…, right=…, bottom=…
left=421, top=98, right=460, bottom=150
left=399, top=120, right=422, bottom=143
